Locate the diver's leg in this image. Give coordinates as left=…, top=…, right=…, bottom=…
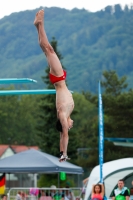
left=34, top=10, right=63, bottom=76
left=59, top=133, right=64, bottom=161
left=59, top=116, right=69, bottom=158
left=60, top=132, right=64, bottom=152
left=59, top=131, right=69, bottom=162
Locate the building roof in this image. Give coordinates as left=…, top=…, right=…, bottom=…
left=11, top=145, right=39, bottom=153
left=0, top=145, right=9, bottom=157
left=0, top=145, right=39, bottom=157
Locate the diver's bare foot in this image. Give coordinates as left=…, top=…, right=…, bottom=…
left=34, top=9, right=44, bottom=26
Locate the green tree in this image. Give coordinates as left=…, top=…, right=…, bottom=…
left=0, top=86, right=39, bottom=145
left=101, top=70, right=128, bottom=96
left=81, top=70, right=133, bottom=169
left=101, top=71, right=133, bottom=162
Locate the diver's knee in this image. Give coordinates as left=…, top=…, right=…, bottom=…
left=40, top=41, right=54, bottom=54
left=62, top=130, right=68, bottom=137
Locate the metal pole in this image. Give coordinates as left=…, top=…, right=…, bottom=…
left=33, top=174, right=37, bottom=187
left=58, top=173, right=60, bottom=188
left=98, top=81, right=104, bottom=183
left=8, top=173, right=10, bottom=189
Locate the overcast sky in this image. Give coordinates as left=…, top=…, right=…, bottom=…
left=0, top=0, right=133, bottom=19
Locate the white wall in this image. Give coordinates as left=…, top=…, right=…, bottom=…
left=1, top=147, right=14, bottom=159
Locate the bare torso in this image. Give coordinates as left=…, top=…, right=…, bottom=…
left=55, top=80, right=74, bottom=118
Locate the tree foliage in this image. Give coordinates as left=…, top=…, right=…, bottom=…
left=1, top=6, right=133, bottom=91
left=100, top=71, right=133, bottom=162
left=0, top=13, right=133, bottom=180
left=101, top=70, right=128, bottom=96
left=0, top=67, right=132, bottom=182
left=82, top=70, right=133, bottom=169
left=0, top=86, right=39, bottom=145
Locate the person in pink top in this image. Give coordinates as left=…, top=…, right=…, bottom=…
left=91, top=184, right=104, bottom=200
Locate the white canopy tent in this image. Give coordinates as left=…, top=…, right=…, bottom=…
left=84, top=158, right=133, bottom=200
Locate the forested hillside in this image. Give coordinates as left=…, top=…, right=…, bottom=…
left=0, top=4, right=133, bottom=92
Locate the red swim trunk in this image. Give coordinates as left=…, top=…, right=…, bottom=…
left=49, top=70, right=67, bottom=84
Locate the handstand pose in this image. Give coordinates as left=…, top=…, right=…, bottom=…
left=34, top=9, right=74, bottom=162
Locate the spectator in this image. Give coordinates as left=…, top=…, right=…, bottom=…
left=129, top=181, right=133, bottom=200
left=111, top=179, right=130, bottom=200
left=130, top=187, right=133, bottom=200
left=16, top=191, right=22, bottom=200
left=21, top=192, right=26, bottom=200
left=1, top=194, right=7, bottom=200
left=39, top=190, right=46, bottom=200
left=53, top=187, right=64, bottom=200
left=91, top=183, right=104, bottom=200
left=63, top=186, right=75, bottom=200
left=50, top=185, right=57, bottom=198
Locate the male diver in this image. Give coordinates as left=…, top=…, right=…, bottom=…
left=34, top=9, right=74, bottom=162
